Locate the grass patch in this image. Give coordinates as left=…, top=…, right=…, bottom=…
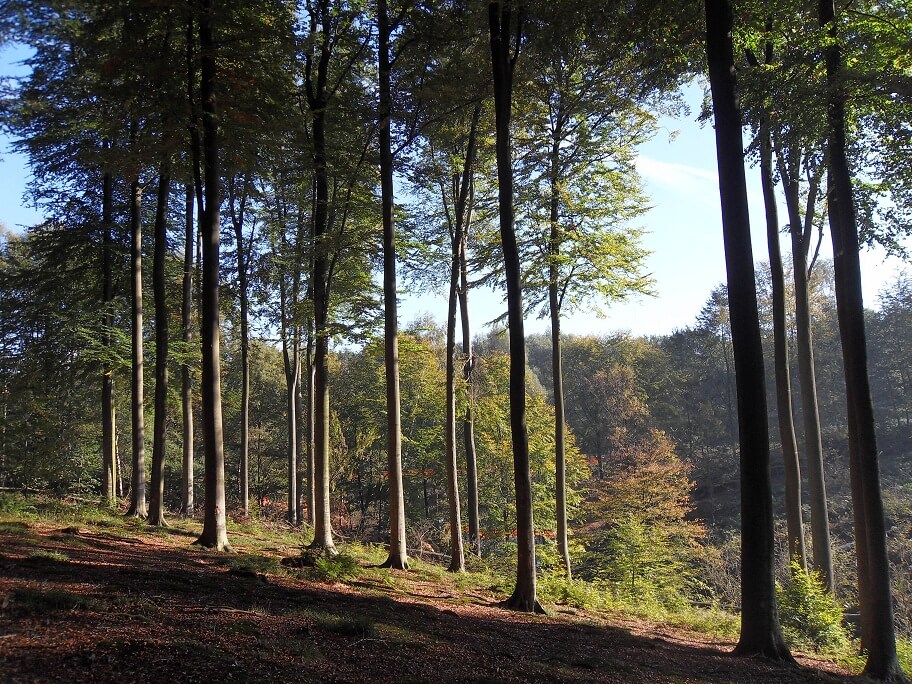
left=0, top=520, right=32, bottom=534
left=663, top=605, right=740, bottom=640
left=222, top=553, right=282, bottom=576
left=28, top=549, right=69, bottom=563
left=295, top=608, right=378, bottom=638
left=4, top=587, right=103, bottom=615
left=311, top=553, right=362, bottom=583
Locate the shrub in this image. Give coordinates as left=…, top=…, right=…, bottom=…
left=776, top=560, right=850, bottom=652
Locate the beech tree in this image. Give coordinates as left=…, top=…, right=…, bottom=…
left=704, top=0, right=791, bottom=660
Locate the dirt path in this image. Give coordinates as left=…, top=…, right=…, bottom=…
left=0, top=522, right=852, bottom=683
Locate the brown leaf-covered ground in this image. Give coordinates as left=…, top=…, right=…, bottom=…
left=0, top=517, right=857, bottom=683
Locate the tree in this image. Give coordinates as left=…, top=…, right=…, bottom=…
left=194, top=0, right=230, bottom=551
left=704, top=0, right=791, bottom=660
left=820, top=0, right=903, bottom=677
left=488, top=0, right=542, bottom=613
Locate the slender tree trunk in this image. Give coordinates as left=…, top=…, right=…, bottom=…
left=310, top=110, right=336, bottom=554
left=283, top=333, right=299, bottom=527
left=101, top=170, right=117, bottom=506
left=306, top=332, right=316, bottom=525
left=759, top=111, right=805, bottom=569
left=194, top=0, right=231, bottom=551
left=780, top=165, right=833, bottom=589
left=820, top=1, right=902, bottom=677
left=306, top=1, right=336, bottom=555
left=445, top=235, right=465, bottom=572
left=149, top=166, right=172, bottom=526
left=704, top=0, right=791, bottom=660
left=181, top=184, right=195, bottom=516
left=489, top=0, right=542, bottom=614
left=460, top=241, right=480, bottom=557
left=548, top=140, right=571, bottom=579
left=295, top=358, right=305, bottom=524
left=233, top=195, right=251, bottom=518
left=377, top=0, right=408, bottom=570
left=126, top=176, right=147, bottom=519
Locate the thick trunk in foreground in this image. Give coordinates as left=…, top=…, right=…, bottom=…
left=759, top=116, right=805, bottom=568
left=126, top=177, right=147, bottom=519
left=101, top=170, right=117, bottom=506
left=180, top=185, right=195, bottom=516
left=705, top=0, right=791, bottom=660
left=377, top=0, right=408, bottom=571
left=821, top=1, right=902, bottom=678
left=194, top=0, right=230, bottom=551
left=489, top=0, right=542, bottom=614
left=148, top=167, right=172, bottom=527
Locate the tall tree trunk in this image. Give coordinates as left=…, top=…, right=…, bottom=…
left=820, top=0, right=902, bottom=677
left=489, top=0, right=542, bottom=614
left=232, top=184, right=251, bottom=518
left=180, top=184, right=195, bottom=516
left=149, top=166, right=172, bottom=526
left=310, top=109, right=336, bottom=554
left=194, top=0, right=231, bottom=551
left=101, top=170, right=117, bottom=506
left=460, top=237, right=480, bottom=557
left=548, top=139, right=571, bottom=580
left=283, top=333, right=299, bottom=527
left=295, top=358, right=305, bottom=524
left=759, top=112, right=805, bottom=569
left=779, top=159, right=832, bottom=589
left=704, top=0, right=791, bottom=660
left=377, top=0, right=408, bottom=571
left=306, top=331, right=316, bottom=525
left=126, top=176, right=147, bottom=519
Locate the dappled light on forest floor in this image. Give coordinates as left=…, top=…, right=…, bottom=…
left=0, top=519, right=853, bottom=683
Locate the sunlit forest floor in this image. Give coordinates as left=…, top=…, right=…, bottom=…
left=0, top=497, right=858, bottom=683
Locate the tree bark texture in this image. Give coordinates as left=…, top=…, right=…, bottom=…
left=549, top=139, right=571, bottom=580
left=820, top=0, right=902, bottom=678
left=378, top=0, right=409, bottom=570
left=149, top=167, right=171, bottom=526
left=181, top=184, right=195, bottom=516
left=759, top=115, right=806, bottom=569
left=195, top=0, right=230, bottom=551
left=232, top=181, right=251, bottom=518
left=780, top=165, right=833, bottom=589
left=101, top=170, right=117, bottom=506
left=489, top=0, right=542, bottom=613
left=126, top=177, right=147, bottom=519
left=704, top=0, right=791, bottom=660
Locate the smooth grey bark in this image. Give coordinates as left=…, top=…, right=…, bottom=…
left=776, top=148, right=833, bottom=590
left=704, top=0, right=791, bottom=661
left=489, top=0, right=542, bottom=614
left=442, top=106, right=481, bottom=575
left=149, top=167, right=171, bottom=527
left=377, top=0, right=408, bottom=571
left=229, top=174, right=252, bottom=517
left=126, top=175, right=147, bottom=519
left=194, top=0, right=231, bottom=551
left=548, top=137, right=571, bottom=580
left=459, top=231, right=480, bottom=557
left=180, top=184, right=195, bottom=516
left=101, top=170, right=117, bottom=506
left=759, top=110, right=806, bottom=569
left=282, top=329, right=299, bottom=527
left=305, top=331, right=316, bottom=525
left=305, top=0, right=337, bottom=554
left=820, top=0, right=903, bottom=678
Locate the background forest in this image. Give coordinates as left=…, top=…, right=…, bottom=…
left=0, top=0, right=911, bottom=677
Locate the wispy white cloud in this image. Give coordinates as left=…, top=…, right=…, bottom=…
left=635, top=156, right=718, bottom=196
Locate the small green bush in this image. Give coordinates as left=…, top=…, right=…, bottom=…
left=537, top=572, right=605, bottom=610
left=314, top=553, right=361, bottom=583
left=776, top=560, right=850, bottom=652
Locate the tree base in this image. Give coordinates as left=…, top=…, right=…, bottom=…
left=447, top=561, right=465, bottom=573
left=862, top=659, right=910, bottom=683
left=502, top=589, right=546, bottom=614
left=192, top=534, right=233, bottom=552
left=124, top=507, right=146, bottom=519
left=378, top=555, right=409, bottom=571
left=307, top=539, right=338, bottom=556
left=732, top=637, right=794, bottom=662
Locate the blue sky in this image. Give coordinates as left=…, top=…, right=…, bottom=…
left=2, top=45, right=908, bottom=338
